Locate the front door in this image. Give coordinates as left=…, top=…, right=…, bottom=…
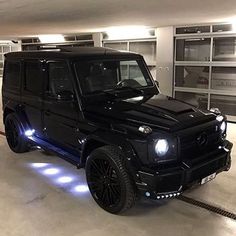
left=43, top=60, right=81, bottom=154
left=21, top=60, right=44, bottom=137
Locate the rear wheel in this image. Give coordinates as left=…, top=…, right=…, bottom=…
left=5, top=113, right=30, bottom=153
left=86, top=146, right=136, bottom=214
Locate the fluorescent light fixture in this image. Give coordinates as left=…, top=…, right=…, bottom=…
left=43, top=168, right=60, bottom=175
left=39, top=34, right=65, bottom=43
left=0, top=40, right=13, bottom=44
left=106, top=26, right=152, bottom=40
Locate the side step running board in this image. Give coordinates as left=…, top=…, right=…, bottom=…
left=28, top=136, right=81, bottom=167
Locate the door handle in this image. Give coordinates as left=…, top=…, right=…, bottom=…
left=45, top=111, right=50, bottom=116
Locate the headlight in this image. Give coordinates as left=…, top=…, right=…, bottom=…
left=220, top=121, right=226, bottom=133
left=155, top=139, right=169, bottom=156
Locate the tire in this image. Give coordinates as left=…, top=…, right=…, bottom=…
left=5, top=113, right=30, bottom=153
left=86, top=145, right=136, bottom=214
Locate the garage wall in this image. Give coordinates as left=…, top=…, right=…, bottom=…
left=0, top=76, right=3, bottom=131
left=156, top=26, right=174, bottom=97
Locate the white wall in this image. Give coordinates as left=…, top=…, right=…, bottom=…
left=0, top=76, right=3, bottom=131
left=93, top=33, right=103, bottom=47
left=156, top=26, right=174, bottom=97
left=0, top=41, right=21, bottom=132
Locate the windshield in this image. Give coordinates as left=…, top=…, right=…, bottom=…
left=74, top=59, right=153, bottom=95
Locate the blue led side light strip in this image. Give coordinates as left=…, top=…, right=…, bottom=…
left=29, top=162, right=90, bottom=196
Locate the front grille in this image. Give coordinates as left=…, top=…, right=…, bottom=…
left=156, top=172, right=183, bottom=192
left=178, top=123, right=222, bottom=159
left=185, top=155, right=227, bottom=183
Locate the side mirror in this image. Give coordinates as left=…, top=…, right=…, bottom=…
left=56, top=90, right=74, bottom=101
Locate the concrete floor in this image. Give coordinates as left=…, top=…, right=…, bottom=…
left=0, top=124, right=235, bottom=236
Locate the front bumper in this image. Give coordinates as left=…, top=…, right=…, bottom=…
left=136, top=140, right=233, bottom=200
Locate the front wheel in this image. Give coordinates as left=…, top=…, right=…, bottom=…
left=86, top=146, right=136, bottom=214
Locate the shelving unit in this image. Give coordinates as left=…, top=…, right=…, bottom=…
left=103, top=38, right=157, bottom=80
left=174, top=23, right=236, bottom=122
left=21, top=34, right=95, bottom=51
left=0, top=44, right=12, bottom=77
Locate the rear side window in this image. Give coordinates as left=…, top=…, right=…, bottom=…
left=4, top=61, right=21, bottom=89
left=24, top=61, right=42, bottom=94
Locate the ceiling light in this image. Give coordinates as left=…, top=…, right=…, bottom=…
left=105, top=26, right=152, bottom=40
left=39, top=34, right=65, bottom=43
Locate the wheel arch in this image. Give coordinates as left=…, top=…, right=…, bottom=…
left=80, top=133, right=141, bottom=176
left=3, top=107, right=14, bottom=124
left=4, top=106, right=31, bottom=132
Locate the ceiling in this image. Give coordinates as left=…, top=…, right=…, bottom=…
left=1, top=0, right=236, bottom=37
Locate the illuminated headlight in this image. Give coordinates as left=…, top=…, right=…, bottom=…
left=220, top=121, right=226, bottom=133
left=155, top=139, right=169, bottom=156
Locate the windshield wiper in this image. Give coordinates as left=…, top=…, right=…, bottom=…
left=87, top=90, right=118, bottom=99
left=115, top=86, right=144, bottom=95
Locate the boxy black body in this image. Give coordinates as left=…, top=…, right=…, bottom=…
left=2, top=47, right=233, bottom=213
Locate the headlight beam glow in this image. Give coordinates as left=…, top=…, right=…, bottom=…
left=155, top=139, right=169, bottom=156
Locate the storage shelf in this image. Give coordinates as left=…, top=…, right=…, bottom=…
left=174, top=24, right=236, bottom=120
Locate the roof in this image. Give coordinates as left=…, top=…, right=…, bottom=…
left=5, top=47, right=141, bottom=60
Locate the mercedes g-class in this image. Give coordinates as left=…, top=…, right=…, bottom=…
left=2, top=47, right=233, bottom=214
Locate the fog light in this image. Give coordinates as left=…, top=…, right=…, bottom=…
left=155, top=139, right=169, bottom=156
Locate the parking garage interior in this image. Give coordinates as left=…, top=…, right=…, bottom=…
left=0, top=0, right=236, bottom=235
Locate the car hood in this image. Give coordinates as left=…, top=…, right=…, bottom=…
left=84, top=94, right=216, bottom=132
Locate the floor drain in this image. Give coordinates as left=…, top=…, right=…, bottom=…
left=177, top=195, right=236, bottom=221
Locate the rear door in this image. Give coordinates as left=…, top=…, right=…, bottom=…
left=43, top=60, right=81, bottom=153
left=2, top=60, right=21, bottom=115
left=21, top=60, right=44, bottom=137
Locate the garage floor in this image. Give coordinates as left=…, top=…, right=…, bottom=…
left=0, top=124, right=235, bottom=236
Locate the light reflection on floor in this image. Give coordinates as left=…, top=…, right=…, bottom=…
left=28, top=162, right=90, bottom=197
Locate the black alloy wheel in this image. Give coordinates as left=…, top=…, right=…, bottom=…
left=86, top=146, right=136, bottom=214
left=5, top=113, right=29, bottom=153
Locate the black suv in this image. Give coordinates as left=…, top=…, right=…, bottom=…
left=2, top=47, right=233, bottom=214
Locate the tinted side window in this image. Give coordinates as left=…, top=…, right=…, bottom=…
left=25, top=61, right=42, bottom=94
left=4, top=61, right=21, bottom=89
left=48, top=62, right=74, bottom=95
